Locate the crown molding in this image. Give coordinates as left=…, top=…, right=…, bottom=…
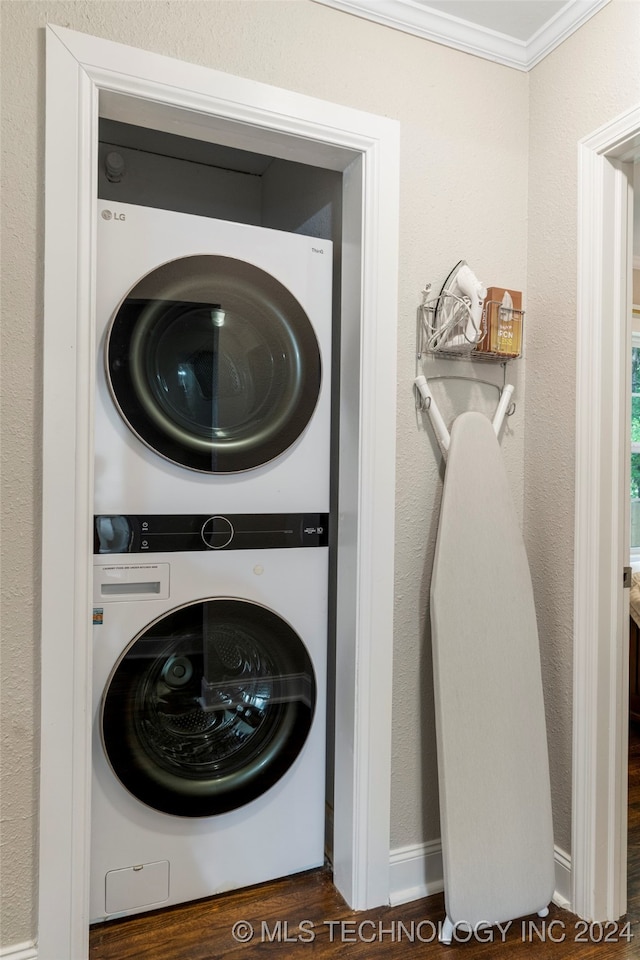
left=313, top=0, right=610, bottom=71
left=526, top=0, right=611, bottom=68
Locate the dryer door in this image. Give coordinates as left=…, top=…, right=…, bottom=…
left=101, top=598, right=316, bottom=817
left=106, top=255, right=322, bottom=473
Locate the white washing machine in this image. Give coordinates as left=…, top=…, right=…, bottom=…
left=95, top=202, right=333, bottom=514
left=90, top=512, right=328, bottom=922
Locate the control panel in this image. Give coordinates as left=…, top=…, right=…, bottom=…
left=94, top=513, right=329, bottom=554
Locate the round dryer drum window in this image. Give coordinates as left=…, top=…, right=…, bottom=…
left=106, top=255, right=322, bottom=473
left=101, top=598, right=316, bottom=817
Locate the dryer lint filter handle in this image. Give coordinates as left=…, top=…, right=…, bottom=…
left=94, top=563, right=170, bottom=603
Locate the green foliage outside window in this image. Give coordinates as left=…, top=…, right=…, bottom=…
left=632, top=347, right=640, bottom=503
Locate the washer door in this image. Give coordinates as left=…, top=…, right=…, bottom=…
left=101, top=599, right=316, bottom=817
left=106, top=255, right=322, bottom=473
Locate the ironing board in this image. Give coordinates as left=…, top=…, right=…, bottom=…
left=430, top=411, right=554, bottom=941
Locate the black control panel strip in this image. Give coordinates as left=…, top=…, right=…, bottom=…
left=94, top=513, right=329, bottom=554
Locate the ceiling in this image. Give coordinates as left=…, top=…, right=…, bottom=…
left=314, top=0, right=611, bottom=70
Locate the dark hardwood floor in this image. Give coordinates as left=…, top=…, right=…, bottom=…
left=89, top=872, right=640, bottom=960
left=89, top=733, right=640, bottom=960
left=627, top=721, right=640, bottom=924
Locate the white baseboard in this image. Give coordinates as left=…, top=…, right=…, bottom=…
left=0, top=942, right=38, bottom=960
left=389, top=839, right=444, bottom=906
left=389, top=839, right=573, bottom=913
left=552, top=844, right=572, bottom=911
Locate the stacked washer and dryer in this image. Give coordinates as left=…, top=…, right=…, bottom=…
left=91, top=200, right=333, bottom=921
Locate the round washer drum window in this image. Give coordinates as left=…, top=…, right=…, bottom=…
left=101, top=598, right=316, bottom=817
left=106, top=255, right=322, bottom=473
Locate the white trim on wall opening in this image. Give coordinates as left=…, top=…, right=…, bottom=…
left=574, top=102, right=640, bottom=922
left=41, top=24, right=399, bottom=960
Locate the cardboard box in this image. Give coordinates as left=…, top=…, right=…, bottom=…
left=477, top=286, right=523, bottom=357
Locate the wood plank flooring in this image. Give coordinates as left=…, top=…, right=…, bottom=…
left=89, top=869, right=638, bottom=960
left=89, top=728, right=640, bottom=960
left=627, top=722, right=640, bottom=924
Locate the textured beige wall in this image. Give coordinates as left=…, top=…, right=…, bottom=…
left=0, top=3, right=44, bottom=949
left=0, top=0, right=529, bottom=948
left=526, top=0, right=640, bottom=853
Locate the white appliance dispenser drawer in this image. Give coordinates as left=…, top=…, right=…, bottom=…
left=94, top=562, right=170, bottom=603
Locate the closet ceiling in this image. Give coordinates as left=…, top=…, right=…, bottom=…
left=314, top=0, right=610, bottom=70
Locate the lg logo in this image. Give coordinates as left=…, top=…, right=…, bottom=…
left=101, top=209, right=126, bottom=221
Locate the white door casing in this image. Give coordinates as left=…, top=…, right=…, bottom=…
left=573, top=103, right=640, bottom=921
left=42, top=25, right=399, bottom=960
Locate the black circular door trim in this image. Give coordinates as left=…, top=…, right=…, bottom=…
left=105, top=255, right=322, bottom=474
left=101, top=597, right=316, bottom=818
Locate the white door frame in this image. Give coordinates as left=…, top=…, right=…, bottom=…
left=573, top=103, right=640, bottom=921
left=41, top=25, right=399, bottom=959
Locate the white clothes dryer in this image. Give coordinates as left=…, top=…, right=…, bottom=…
left=95, top=202, right=332, bottom=514
left=90, top=512, right=328, bottom=922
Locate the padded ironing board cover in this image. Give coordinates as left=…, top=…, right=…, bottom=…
left=430, top=411, right=554, bottom=929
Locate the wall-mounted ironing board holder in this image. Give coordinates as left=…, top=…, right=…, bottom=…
left=414, top=374, right=514, bottom=456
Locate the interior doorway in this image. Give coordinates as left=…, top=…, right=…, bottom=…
left=627, top=160, right=640, bottom=921
left=573, top=104, right=640, bottom=923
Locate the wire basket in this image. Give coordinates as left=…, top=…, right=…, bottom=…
left=418, top=284, right=523, bottom=361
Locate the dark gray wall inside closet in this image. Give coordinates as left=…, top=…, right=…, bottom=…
left=98, top=119, right=341, bottom=242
